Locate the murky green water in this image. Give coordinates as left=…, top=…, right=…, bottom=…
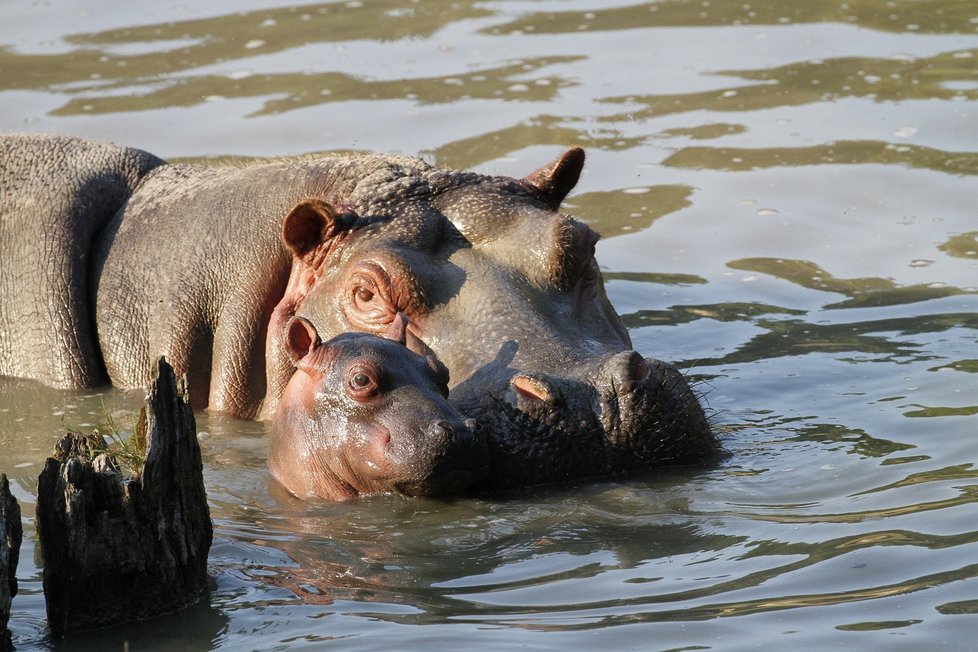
left=2, top=0, right=978, bottom=649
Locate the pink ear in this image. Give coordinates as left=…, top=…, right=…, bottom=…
left=281, top=199, right=338, bottom=261
left=286, top=317, right=320, bottom=366
left=523, top=147, right=585, bottom=208
left=383, top=312, right=409, bottom=344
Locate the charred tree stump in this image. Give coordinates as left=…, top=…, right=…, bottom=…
left=35, top=357, right=212, bottom=637
left=1, top=474, right=22, bottom=652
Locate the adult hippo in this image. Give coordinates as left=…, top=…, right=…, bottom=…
left=0, top=133, right=716, bottom=493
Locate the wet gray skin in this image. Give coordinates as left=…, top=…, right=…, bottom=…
left=270, top=315, right=485, bottom=501
left=0, top=134, right=716, bottom=493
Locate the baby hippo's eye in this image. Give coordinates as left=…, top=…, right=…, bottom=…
left=345, top=364, right=380, bottom=401
left=352, top=372, right=371, bottom=388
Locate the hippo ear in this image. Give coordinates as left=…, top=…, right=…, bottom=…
left=382, top=312, right=409, bottom=345
left=523, top=147, right=585, bottom=209
left=282, top=199, right=341, bottom=262
left=425, top=354, right=451, bottom=392
left=285, top=316, right=321, bottom=367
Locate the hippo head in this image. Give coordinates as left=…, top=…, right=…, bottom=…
left=286, top=148, right=717, bottom=491
left=269, top=314, right=487, bottom=500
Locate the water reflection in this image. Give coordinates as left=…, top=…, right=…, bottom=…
left=45, top=56, right=579, bottom=117
left=0, top=1, right=492, bottom=90
left=663, top=141, right=978, bottom=176
left=568, top=185, right=694, bottom=238
left=727, top=258, right=978, bottom=309
left=226, top=482, right=760, bottom=624
left=779, top=423, right=915, bottom=458
left=487, top=0, right=978, bottom=36
left=427, top=120, right=643, bottom=169
left=602, top=48, right=978, bottom=120
left=939, top=231, right=978, bottom=259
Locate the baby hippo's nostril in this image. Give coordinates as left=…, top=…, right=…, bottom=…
left=463, top=418, right=478, bottom=433
left=428, top=420, right=455, bottom=439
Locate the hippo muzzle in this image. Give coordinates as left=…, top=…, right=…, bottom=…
left=462, top=351, right=715, bottom=492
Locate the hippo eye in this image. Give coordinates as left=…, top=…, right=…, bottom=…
left=345, top=365, right=380, bottom=401
left=346, top=264, right=397, bottom=329
left=355, top=287, right=375, bottom=304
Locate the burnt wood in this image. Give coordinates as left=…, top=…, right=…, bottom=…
left=35, top=357, right=212, bottom=636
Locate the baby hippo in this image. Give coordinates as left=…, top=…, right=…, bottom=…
left=269, top=314, right=488, bottom=501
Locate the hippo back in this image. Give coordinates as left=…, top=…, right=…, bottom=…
left=0, top=134, right=164, bottom=387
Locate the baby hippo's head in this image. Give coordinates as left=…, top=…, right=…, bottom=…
left=269, top=314, right=487, bottom=501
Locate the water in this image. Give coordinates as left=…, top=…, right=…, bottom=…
left=2, top=0, right=978, bottom=649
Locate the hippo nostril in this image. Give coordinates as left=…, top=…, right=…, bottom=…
left=511, top=375, right=552, bottom=401
left=613, top=351, right=650, bottom=382
left=602, top=351, right=652, bottom=395
left=626, top=352, right=651, bottom=383
left=463, top=418, right=478, bottom=432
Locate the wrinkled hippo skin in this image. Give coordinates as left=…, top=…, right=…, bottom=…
left=270, top=314, right=485, bottom=500
left=0, top=133, right=717, bottom=493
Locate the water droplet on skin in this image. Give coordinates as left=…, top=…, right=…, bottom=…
left=756, top=208, right=778, bottom=216
left=623, top=187, right=650, bottom=194
left=244, top=39, right=265, bottom=49
left=909, top=259, right=933, bottom=267
left=894, top=126, right=918, bottom=139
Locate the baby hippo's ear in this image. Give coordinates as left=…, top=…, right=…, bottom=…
left=425, top=354, right=451, bottom=393
left=286, top=316, right=321, bottom=366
